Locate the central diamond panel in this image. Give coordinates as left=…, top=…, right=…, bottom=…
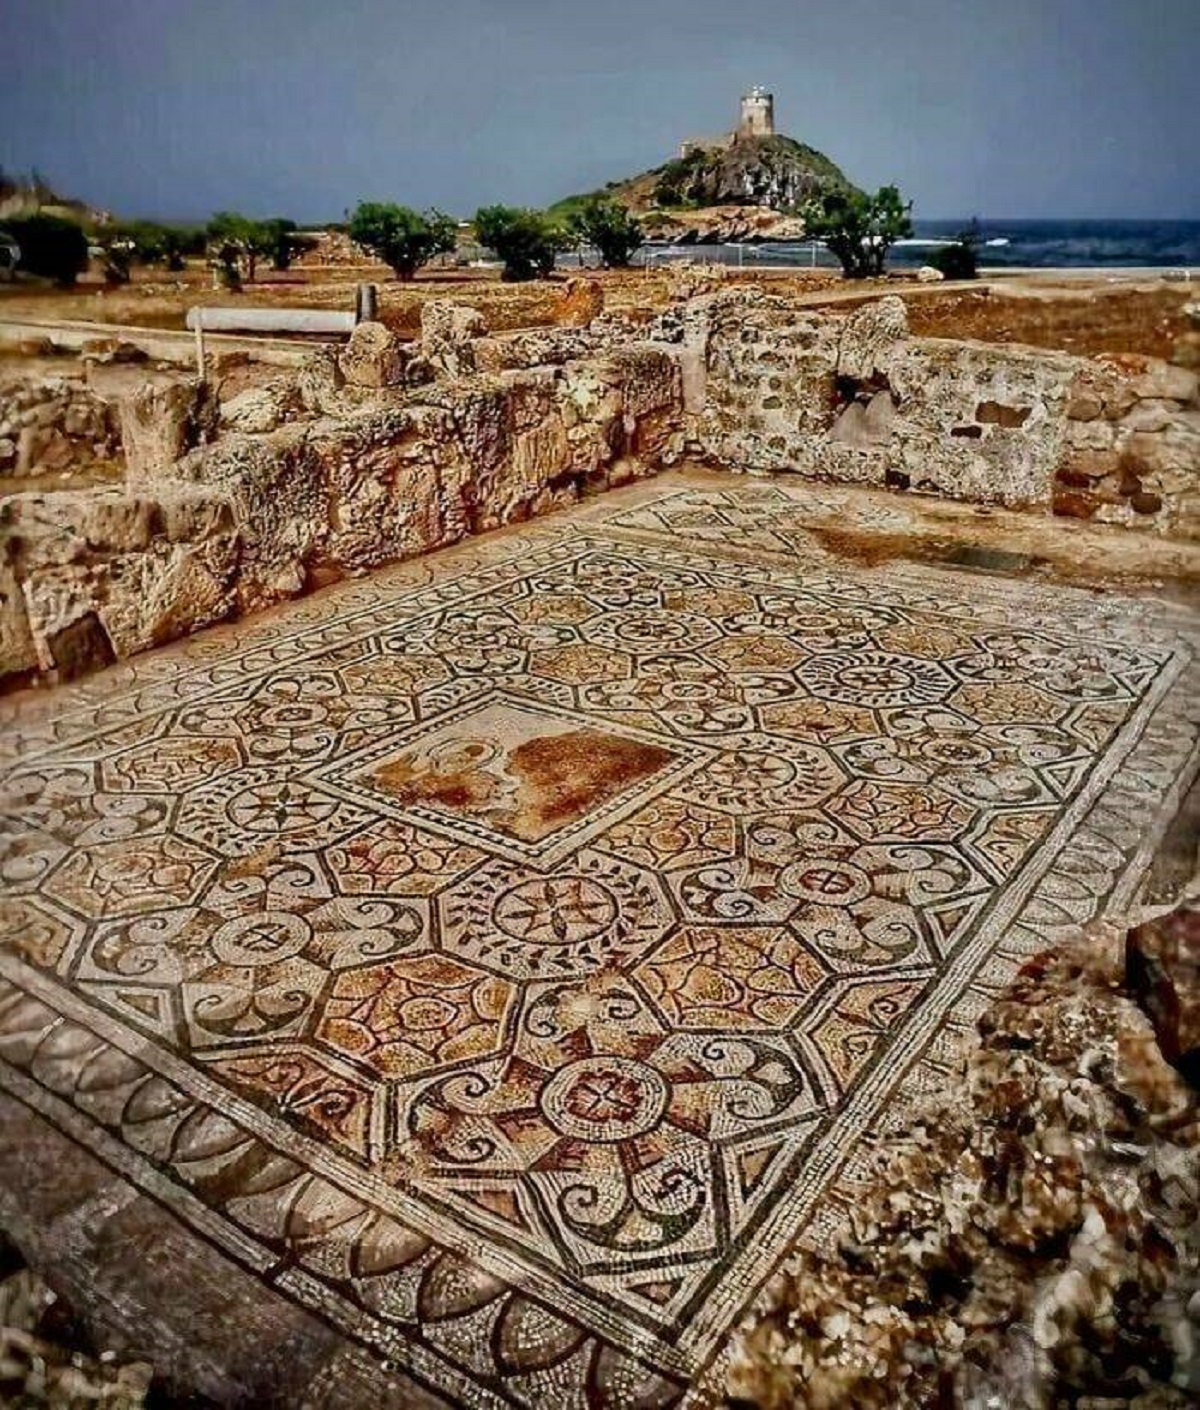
left=322, top=696, right=706, bottom=866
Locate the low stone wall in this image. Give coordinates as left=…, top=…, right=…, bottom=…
left=1057, top=355, right=1200, bottom=533
left=0, top=311, right=683, bottom=685
left=2, top=286, right=1196, bottom=689
left=0, top=485, right=236, bottom=681
left=0, top=369, right=120, bottom=480
left=677, top=290, right=1198, bottom=522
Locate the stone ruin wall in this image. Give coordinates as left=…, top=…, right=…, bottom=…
left=1, top=283, right=1196, bottom=689
left=0, top=366, right=121, bottom=480
left=681, top=290, right=1199, bottom=528
left=0, top=306, right=683, bottom=686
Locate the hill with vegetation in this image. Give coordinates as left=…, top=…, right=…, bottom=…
left=553, top=132, right=862, bottom=244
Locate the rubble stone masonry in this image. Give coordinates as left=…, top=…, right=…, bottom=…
left=1, top=288, right=1196, bottom=687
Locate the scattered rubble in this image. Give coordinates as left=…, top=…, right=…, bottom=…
left=0, top=369, right=120, bottom=480
left=727, top=913, right=1200, bottom=1410
left=0, top=1237, right=151, bottom=1409
left=1127, top=906, right=1200, bottom=1087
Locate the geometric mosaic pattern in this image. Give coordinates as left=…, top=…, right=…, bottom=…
left=1, top=477, right=1196, bottom=1408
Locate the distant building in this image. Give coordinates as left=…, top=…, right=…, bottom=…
left=738, top=86, right=775, bottom=139
left=679, top=89, right=777, bottom=156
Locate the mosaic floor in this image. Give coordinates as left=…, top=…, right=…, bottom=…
left=1, top=475, right=1197, bottom=1408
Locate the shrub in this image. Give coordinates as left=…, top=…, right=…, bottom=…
left=802, top=185, right=914, bottom=279
left=348, top=203, right=456, bottom=280
left=930, top=222, right=981, bottom=280
left=652, top=150, right=707, bottom=208
left=263, top=217, right=299, bottom=271
left=568, top=196, right=644, bottom=268
left=5, top=214, right=89, bottom=286
left=474, top=206, right=565, bottom=282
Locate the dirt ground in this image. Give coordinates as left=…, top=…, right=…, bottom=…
left=0, top=259, right=838, bottom=336
left=902, top=280, right=1195, bottom=360
left=1, top=255, right=1193, bottom=357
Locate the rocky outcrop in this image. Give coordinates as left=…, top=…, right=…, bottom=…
left=601, top=132, right=858, bottom=244
left=639, top=204, right=807, bottom=246
left=727, top=928, right=1200, bottom=1409
left=655, top=134, right=857, bottom=210
left=1127, top=904, right=1200, bottom=1087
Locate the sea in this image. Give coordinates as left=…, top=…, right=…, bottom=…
left=610, top=219, right=1200, bottom=272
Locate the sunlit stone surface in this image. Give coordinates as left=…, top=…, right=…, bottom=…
left=1, top=476, right=1195, bottom=1407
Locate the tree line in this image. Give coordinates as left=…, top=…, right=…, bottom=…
left=1, top=186, right=979, bottom=288
left=0, top=210, right=315, bottom=287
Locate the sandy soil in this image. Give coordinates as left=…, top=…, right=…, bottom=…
left=1, top=258, right=1192, bottom=358
left=902, top=281, right=1194, bottom=359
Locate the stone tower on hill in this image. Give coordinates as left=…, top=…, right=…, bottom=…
left=738, top=86, right=775, bottom=139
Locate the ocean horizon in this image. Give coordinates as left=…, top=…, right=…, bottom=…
left=610, top=217, right=1200, bottom=270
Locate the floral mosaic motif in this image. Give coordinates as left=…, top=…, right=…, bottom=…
left=317, top=954, right=516, bottom=1080
left=825, top=779, right=976, bottom=843
left=634, top=925, right=830, bottom=1031
left=439, top=851, right=673, bottom=980
left=798, top=649, right=955, bottom=710
left=42, top=834, right=220, bottom=919
left=324, top=819, right=486, bottom=897
left=100, top=734, right=245, bottom=794
left=399, top=971, right=826, bottom=1274
left=0, top=487, right=1188, bottom=1410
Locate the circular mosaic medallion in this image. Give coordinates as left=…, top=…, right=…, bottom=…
left=493, top=876, right=619, bottom=948
left=799, top=651, right=952, bottom=709
left=540, top=1056, right=668, bottom=1143
left=587, top=609, right=719, bottom=655
left=211, top=912, right=312, bottom=967
left=779, top=859, right=872, bottom=907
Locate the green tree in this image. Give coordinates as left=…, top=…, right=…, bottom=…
left=474, top=206, right=565, bottom=282
left=802, top=185, right=914, bottom=279
left=206, top=211, right=276, bottom=282
left=263, top=217, right=299, bottom=271
left=929, top=219, right=981, bottom=281
left=567, top=196, right=643, bottom=269
left=4, top=214, right=89, bottom=286
left=348, top=203, right=456, bottom=280
left=102, top=221, right=203, bottom=272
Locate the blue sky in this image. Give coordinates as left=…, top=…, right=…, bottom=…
left=2, top=0, right=1196, bottom=221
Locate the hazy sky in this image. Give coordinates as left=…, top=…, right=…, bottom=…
left=2, top=0, right=1196, bottom=222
